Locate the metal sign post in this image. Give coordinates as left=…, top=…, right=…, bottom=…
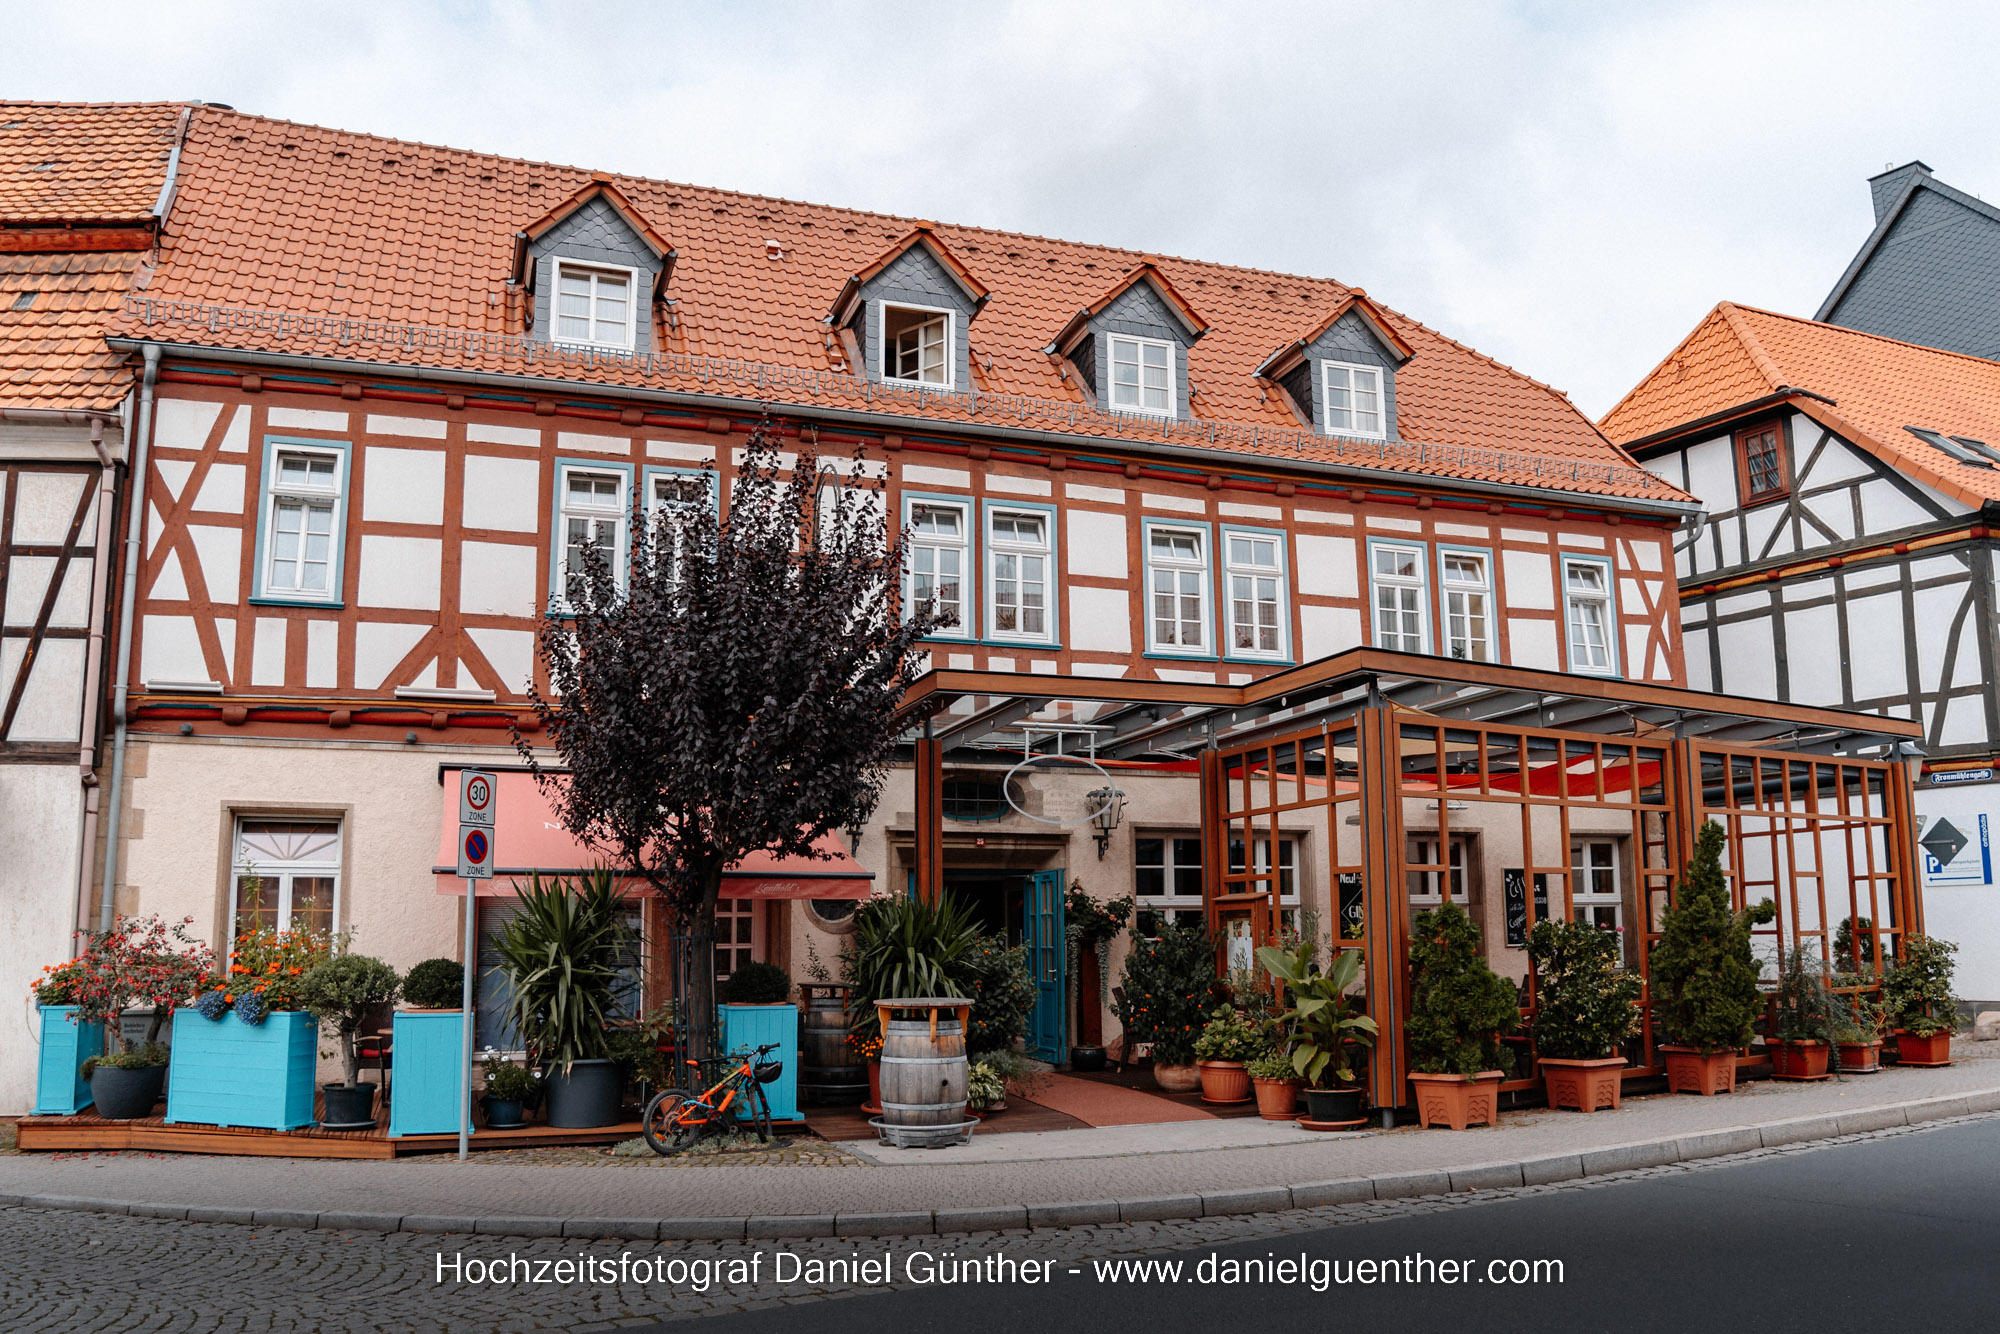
left=456, top=771, right=496, bottom=1161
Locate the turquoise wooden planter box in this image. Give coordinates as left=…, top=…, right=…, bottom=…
left=388, top=1009, right=469, bottom=1137
left=35, top=1006, right=102, bottom=1115
left=718, top=1003, right=799, bottom=1121
left=166, top=1009, right=317, bottom=1131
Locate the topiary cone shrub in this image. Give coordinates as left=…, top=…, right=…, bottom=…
left=1405, top=901, right=1518, bottom=1076
left=1650, top=820, right=1775, bottom=1055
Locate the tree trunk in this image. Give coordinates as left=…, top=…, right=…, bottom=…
left=1078, top=945, right=1103, bottom=1046
left=341, top=1028, right=360, bottom=1087
left=684, top=867, right=725, bottom=1067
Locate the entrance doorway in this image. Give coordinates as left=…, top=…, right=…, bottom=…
left=942, top=867, right=1067, bottom=1064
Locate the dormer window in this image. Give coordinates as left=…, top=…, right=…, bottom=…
left=1109, top=335, right=1175, bottom=417
left=553, top=260, right=637, bottom=350
left=884, top=304, right=951, bottom=386
left=1322, top=360, right=1385, bottom=438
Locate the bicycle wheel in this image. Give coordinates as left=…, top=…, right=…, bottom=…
left=641, top=1088, right=706, bottom=1156
left=744, top=1079, right=773, bottom=1144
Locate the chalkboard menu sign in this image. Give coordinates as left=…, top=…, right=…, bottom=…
left=1503, top=869, right=1549, bottom=947
left=1337, top=873, right=1364, bottom=939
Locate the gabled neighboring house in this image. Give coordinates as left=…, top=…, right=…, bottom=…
left=1818, top=160, right=2000, bottom=358
left=1602, top=301, right=2000, bottom=1003
left=0, top=101, right=186, bottom=1111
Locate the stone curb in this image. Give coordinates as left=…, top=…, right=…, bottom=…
left=6, top=1091, right=1994, bottom=1243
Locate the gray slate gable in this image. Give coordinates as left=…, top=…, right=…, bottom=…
left=1817, top=164, right=2000, bottom=360
left=1074, top=279, right=1197, bottom=417
left=1278, top=309, right=1401, bottom=440
left=527, top=195, right=665, bottom=354
left=847, top=243, right=977, bottom=389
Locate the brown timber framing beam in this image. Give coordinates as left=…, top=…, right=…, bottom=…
left=1359, top=707, right=1409, bottom=1113
left=913, top=726, right=944, bottom=904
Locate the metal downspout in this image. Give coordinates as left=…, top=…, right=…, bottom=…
left=96, top=346, right=159, bottom=933
left=73, top=411, right=120, bottom=940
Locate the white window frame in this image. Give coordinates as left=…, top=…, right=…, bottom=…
left=1106, top=334, right=1177, bottom=418
left=553, top=464, right=629, bottom=608
left=905, top=495, right=973, bottom=639
left=1569, top=839, right=1622, bottom=934
left=1321, top=359, right=1386, bottom=438
left=1407, top=835, right=1470, bottom=906
left=229, top=817, right=342, bottom=943
left=1223, top=528, right=1289, bottom=660
left=985, top=505, right=1056, bottom=644
left=646, top=468, right=713, bottom=582
left=1369, top=540, right=1429, bottom=654
left=879, top=302, right=955, bottom=389
left=1135, top=833, right=1207, bottom=928
left=549, top=258, right=640, bottom=352
left=257, top=443, right=348, bottom=604
left=1561, top=555, right=1618, bottom=676
left=1144, top=522, right=1211, bottom=655
left=1440, top=548, right=1496, bottom=663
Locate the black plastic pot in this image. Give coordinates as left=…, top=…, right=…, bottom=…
left=1069, top=1045, right=1108, bottom=1072
left=1303, top=1085, right=1365, bottom=1124
left=319, top=1083, right=378, bottom=1129
left=541, top=1059, right=623, bottom=1128
left=483, top=1097, right=528, bottom=1130
left=91, top=1064, right=166, bottom=1120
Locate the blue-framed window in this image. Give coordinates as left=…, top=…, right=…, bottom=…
left=1560, top=553, right=1619, bottom=676
left=1144, top=519, right=1214, bottom=656
left=252, top=436, right=351, bottom=607
left=1368, top=538, right=1429, bottom=654
left=1439, top=545, right=1496, bottom=663
left=644, top=465, right=718, bottom=582
left=903, top=492, right=973, bottom=638
left=549, top=459, right=634, bottom=609
left=984, top=500, right=1058, bottom=645
left=1221, top=525, right=1289, bottom=661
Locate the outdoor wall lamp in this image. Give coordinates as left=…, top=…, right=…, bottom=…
left=1086, top=785, right=1127, bottom=859
left=1889, top=739, right=1926, bottom=788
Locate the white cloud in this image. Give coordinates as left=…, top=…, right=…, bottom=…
left=16, top=0, right=2000, bottom=416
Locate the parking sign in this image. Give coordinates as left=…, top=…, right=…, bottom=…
left=457, top=824, right=494, bottom=879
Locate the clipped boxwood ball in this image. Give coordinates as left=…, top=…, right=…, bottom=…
left=721, top=961, right=792, bottom=1004
left=403, top=957, right=465, bottom=1009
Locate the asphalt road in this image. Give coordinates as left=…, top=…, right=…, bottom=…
left=681, top=1116, right=2000, bottom=1334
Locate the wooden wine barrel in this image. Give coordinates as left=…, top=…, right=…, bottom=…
left=799, top=984, right=866, bottom=1107
left=877, top=998, right=970, bottom=1128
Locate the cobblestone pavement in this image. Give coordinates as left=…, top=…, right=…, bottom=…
left=488, top=1136, right=867, bottom=1168
left=2, top=1112, right=1989, bottom=1333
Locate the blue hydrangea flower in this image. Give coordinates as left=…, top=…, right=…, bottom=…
left=235, top=988, right=269, bottom=1026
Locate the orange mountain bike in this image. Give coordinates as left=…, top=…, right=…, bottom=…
left=640, top=1042, right=783, bottom=1155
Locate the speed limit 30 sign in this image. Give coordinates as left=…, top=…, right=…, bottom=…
left=456, top=769, right=498, bottom=878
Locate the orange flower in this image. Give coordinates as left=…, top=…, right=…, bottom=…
left=223, top=992, right=235, bottom=1002
left=288, top=966, right=301, bottom=976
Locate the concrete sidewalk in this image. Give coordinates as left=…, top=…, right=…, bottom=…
left=4, top=1051, right=1997, bottom=1240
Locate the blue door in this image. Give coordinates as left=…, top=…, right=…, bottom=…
left=1025, top=870, right=1067, bottom=1063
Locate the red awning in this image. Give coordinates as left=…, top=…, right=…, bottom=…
left=432, top=769, right=875, bottom=899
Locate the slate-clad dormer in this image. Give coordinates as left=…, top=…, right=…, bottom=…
left=514, top=178, right=675, bottom=355
left=1255, top=291, right=1414, bottom=442
left=829, top=226, right=989, bottom=391
left=1046, top=263, right=1208, bottom=419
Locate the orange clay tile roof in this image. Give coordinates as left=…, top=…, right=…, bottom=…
left=97, top=105, right=1680, bottom=504
left=0, top=102, right=182, bottom=224
left=0, top=250, right=151, bottom=411
left=1601, top=301, right=2000, bottom=507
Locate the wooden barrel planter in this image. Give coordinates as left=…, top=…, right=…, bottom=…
left=869, top=998, right=976, bottom=1148
left=799, top=984, right=866, bottom=1107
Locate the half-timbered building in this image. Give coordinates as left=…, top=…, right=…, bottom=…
left=1604, top=302, right=2000, bottom=1002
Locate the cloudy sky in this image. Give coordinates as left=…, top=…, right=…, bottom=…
left=15, top=0, right=2000, bottom=416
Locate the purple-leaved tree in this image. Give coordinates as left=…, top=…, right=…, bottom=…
left=516, top=414, right=949, bottom=1056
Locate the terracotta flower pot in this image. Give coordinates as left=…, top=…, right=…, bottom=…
left=862, top=1059, right=882, bottom=1114
left=1197, top=1059, right=1252, bottom=1104
left=1538, top=1056, right=1625, bottom=1112
left=1835, top=1040, right=1883, bottom=1073
left=1767, top=1040, right=1830, bottom=1081
left=1151, top=1061, right=1202, bottom=1093
left=1407, top=1071, right=1502, bottom=1130
left=1252, top=1076, right=1302, bottom=1120
left=1894, top=1030, right=1953, bottom=1066
left=1660, top=1045, right=1736, bottom=1095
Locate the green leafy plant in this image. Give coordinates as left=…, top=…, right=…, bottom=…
left=1830, top=986, right=1887, bottom=1044
left=1257, top=940, right=1379, bottom=1087
left=1064, top=885, right=1132, bottom=942
left=1832, top=915, right=1882, bottom=969
left=1245, top=1049, right=1296, bottom=1081
left=1525, top=919, right=1640, bottom=1060
left=972, top=1046, right=1049, bottom=1098
left=402, top=957, right=465, bottom=1009
left=1884, top=934, right=1959, bottom=1038
left=951, top=935, right=1034, bottom=1055
left=1112, top=919, right=1227, bottom=1066
left=1192, top=1005, right=1263, bottom=1061
left=967, top=1058, right=1007, bottom=1110
left=81, top=1043, right=169, bottom=1078
left=488, top=868, right=637, bottom=1072
left=721, top=961, right=793, bottom=1004
left=1648, top=821, right=1774, bottom=1054
left=31, top=957, right=88, bottom=1008
left=840, top=893, right=979, bottom=1038
left=1772, top=946, right=1840, bottom=1044
left=299, top=953, right=401, bottom=1088
left=1404, top=901, right=1517, bottom=1077
left=480, top=1053, right=540, bottom=1103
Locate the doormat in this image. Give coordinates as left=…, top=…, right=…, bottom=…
left=1021, top=1073, right=1218, bottom=1127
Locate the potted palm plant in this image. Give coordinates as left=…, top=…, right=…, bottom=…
left=1257, top=937, right=1378, bottom=1125
left=1884, top=934, right=1959, bottom=1066
left=841, top=892, right=977, bottom=1106
left=489, top=869, right=636, bottom=1129
left=1403, top=901, right=1516, bottom=1129
left=1526, top=919, right=1640, bottom=1111
left=1768, top=946, right=1836, bottom=1081
left=299, top=952, right=401, bottom=1127
left=1192, top=1006, right=1260, bottom=1103
left=1649, top=820, right=1773, bottom=1095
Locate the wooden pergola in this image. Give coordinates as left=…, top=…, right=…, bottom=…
left=894, top=648, right=1926, bottom=1109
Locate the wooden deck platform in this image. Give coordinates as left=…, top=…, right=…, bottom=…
left=13, top=1108, right=661, bottom=1159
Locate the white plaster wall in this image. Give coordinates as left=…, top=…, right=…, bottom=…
left=1064, top=510, right=1127, bottom=579
left=462, top=454, right=543, bottom=533
left=1, top=765, right=85, bottom=1114
left=361, top=447, right=446, bottom=525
